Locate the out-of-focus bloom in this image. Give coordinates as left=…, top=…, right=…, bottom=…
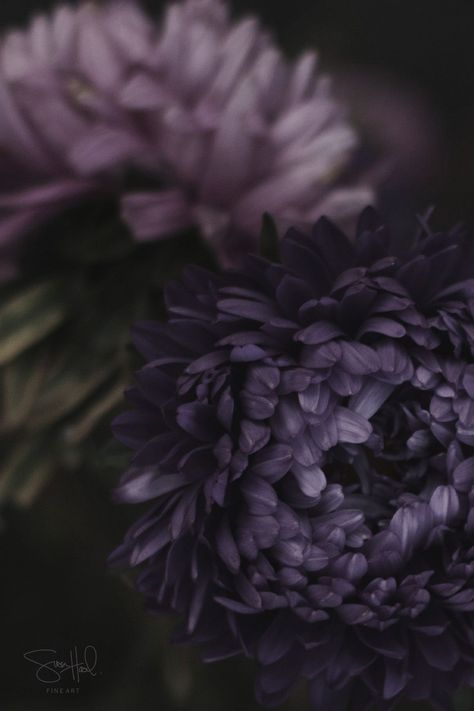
left=111, top=207, right=474, bottom=711
left=0, top=0, right=154, bottom=276
left=0, top=0, right=372, bottom=274
left=119, top=0, right=372, bottom=261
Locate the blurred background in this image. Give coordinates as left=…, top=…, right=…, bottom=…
left=0, top=1, right=473, bottom=709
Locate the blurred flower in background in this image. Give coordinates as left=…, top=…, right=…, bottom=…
left=0, top=0, right=373, bottom=276
left=117, top=0, right=373, bottom=263
left=0, top=0, right=154, bottom=279
left=111, top=209, right=474, bottom=711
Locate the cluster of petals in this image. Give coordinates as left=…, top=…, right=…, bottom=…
left=112, top=207, right=474, bottom=710
left=0, top=0, right=371, bottom=275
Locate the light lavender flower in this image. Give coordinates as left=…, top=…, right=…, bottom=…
left=0, top=0, right=153, bottom=275
left=0, top=0, right=373, bottom=273
left=119, top=0, right=373, bottom=261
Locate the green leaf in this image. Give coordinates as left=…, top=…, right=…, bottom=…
left=0, top=279, right=68, bottom=366
left=28, top=348, right=121, bottom=429
left=94, top=437, right=130, bottom=471
left=454, top=687, right=473, bottom=711
left=0, top=438, right=55, bottom=508
left=1, top=344, right=49, bottom=429
left=259, top=212, right=280, bottom=261
left=62, top=374, right=126, bottom=445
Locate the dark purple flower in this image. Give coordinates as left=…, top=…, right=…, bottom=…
left=111, top=208, right=474, bottom=711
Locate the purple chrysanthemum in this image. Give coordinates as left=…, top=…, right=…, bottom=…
left=111, top=208, right=474, bottom=711
left=0, top=0, right=372, bottom=276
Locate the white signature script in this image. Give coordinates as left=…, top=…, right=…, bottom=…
left=24, top=645, right=98, bottom=684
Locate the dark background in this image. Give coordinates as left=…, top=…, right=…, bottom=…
left=1, top=1, right=473, bottom=710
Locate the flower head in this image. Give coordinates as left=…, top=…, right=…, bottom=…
left=119, top=0, right=372, bottom=261
left=0, top=0, right=153, bottom=275
left=0, top=0, right=152, bottom=159
left=111, top=208, right=474, bottom=710
left=0, top=0, right=372, bottom=275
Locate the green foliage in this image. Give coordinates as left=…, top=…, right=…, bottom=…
left=0, top=217, right=216, bottom=512
left=0, top=279, right=68, bottom=366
